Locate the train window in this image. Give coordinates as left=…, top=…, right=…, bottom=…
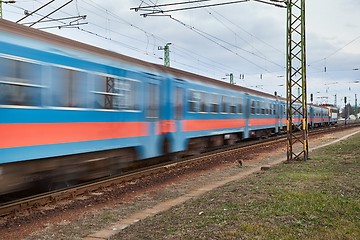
left=199, top=92, right=207, bottom=113
left=93, top=76, right=139, bottom=110
left=221, top=96, right=227, bottom=113
left=230, top=97, right=236, bottom=114
left=261, top=102, right=265, bottom=115
left=256, top=101, right=261, bottom=115
left=188, top=91, right=200, bottom=112
left=175, top=87, right=183, bottom=119
left=273, top=104, right=277, bottom=115
left=251, top=101, right=255, bottom=114
left=147, top=83, right=159, bottom=118
left=265, top=104, right=268, bottom=115
left=266, top=103, right=270, bottom=115
left=52, top=68, right=87, bottom=108
left=0, top=57, right=42, bottom=106
left=238, top=98, right=243, bottom=114
left=268, top=104, right=272, bottom=115
left=210, top=94, right=219, bottom=113
left=115, top=79, right=139, bottom=110
left=94, top=76, right=116, bottom=109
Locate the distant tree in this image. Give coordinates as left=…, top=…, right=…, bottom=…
left=341, top=104, right=354, bottom=118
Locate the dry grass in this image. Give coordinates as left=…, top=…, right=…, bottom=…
left=116, top=134, right=360, bottom=240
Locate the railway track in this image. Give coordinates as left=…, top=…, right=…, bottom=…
left=1, top=122, right=359, bottom=218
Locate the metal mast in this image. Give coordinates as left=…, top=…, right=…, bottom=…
left=286, top=0, right=308, bottom=161
left=158, top=43, right=171, bottom=67
left=355, top=94, right=358, bottom=119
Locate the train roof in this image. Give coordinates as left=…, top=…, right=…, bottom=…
left=308, top=103, right=336, bottom=109
left=0, top=19, right=280, bottom=100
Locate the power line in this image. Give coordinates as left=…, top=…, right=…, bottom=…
left=7, top=0, right=283, bottom=78
left=138, top=0, right=250, bottom=17
left=132, top=0, right=211, bottom=11
left=170, top=16, right=282, bottom=72
left=208, top=6, right=285, bottom=55
left=132, top=0, right=285, bottom=72
left=79, top=0, right=248, bottom=74
left=310, top=34, right=360, bottom=65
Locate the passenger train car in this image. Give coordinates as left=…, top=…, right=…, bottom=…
left=0, top=19, right=335, bottom=194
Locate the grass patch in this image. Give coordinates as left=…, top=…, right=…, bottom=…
left=117, top=133, right=360, bottom=240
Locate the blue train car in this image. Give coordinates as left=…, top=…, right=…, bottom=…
left=0, top=19, right=172, bottom=193
left=308, top=104, right=329, bottom=128
left=0, top=19, right=333, bottom=194
left=158, top=70, right=285, bottom=159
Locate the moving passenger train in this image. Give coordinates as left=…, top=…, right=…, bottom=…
left=0, top=19, right=336, bottom=194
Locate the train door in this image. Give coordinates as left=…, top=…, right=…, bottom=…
left=159, top=78, right=185, bottom=156
left=309, top=106, right=314, bottom=128
left=172, top=81, right=185, bottom=152
left=275, top=99, right=280, bottom=133
left=144, top=74, right=162, bottom=158
left=279, top=103, right=285, bottom=130
left=244, top=94, right=250, bottom=138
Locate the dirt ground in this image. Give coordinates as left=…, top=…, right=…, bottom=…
left=2, top=127, right=359, bottom=240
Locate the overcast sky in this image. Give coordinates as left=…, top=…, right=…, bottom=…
left=3, top=0, right=360, bottom=109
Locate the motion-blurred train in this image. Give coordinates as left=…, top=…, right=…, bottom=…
left=0, top=19, right=338, bottom=194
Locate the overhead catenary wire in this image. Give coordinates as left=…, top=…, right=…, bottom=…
left=201, top=10, right=285, bottom=69
left=138, top=0, right=250, bottom=17
left=78, top=0, right=234, bottom=73
left=134, top=0, right=286, bottom=73
left=170, top=16, right=283, bottom=72
left=75, top=0, right=256, bottom=74
left=208, top=6, right=285, bottom=55
left=309, top=34, right=360, bottom=65
left=13, top=0, right=237, bottom=76
left=131, top=0, right=212, bottom=11
left=6, top=0, right=285, bottom=80
left=136, top=0, right=286, bottom=17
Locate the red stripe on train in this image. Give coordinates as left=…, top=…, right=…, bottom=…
left=182, top=119, right=246, bottom=132
left=248, top=118, right=276, bottom=126
left=0, top=122, right=149, bottom=148
left=156, top=120, right=176, bottom=134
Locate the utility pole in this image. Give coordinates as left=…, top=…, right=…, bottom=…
left=286, top=0, right=309, bottom=161
left=344, top=96, right=347, bottom=125
left=158, top=43, right=171, bottom=67
left=0, top=0, right=15, bottom=18
left=230, top=73, right=234, bottom=84
left=226, top=73, right=235, bottom=84
left=355, top=94, right=358, bottom=119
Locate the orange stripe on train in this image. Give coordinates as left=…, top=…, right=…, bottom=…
left=248, top=118, right=277, bottom=126
left=156, top=120, right=176, bottom=135
left=182, top=119, right=246, bottom=132
left=0, top=122, right=149, bottom=148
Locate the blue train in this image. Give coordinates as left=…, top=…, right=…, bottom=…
left=0, top=19, right=336, bottom=194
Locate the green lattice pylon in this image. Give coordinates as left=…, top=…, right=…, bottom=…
left=286, top=0, right=309, bottom=161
